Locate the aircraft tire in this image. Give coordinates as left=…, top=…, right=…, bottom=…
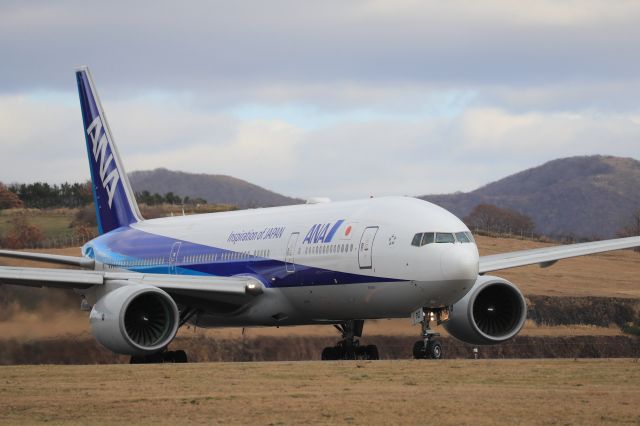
left=365, top=345, right=379, bottom=360
left=174, top=350, right=188, bottom=363
left=130, top=355, right=144, bottom=364
left=427, top=340, right=443, bottom=359
left=321, top=347, right=339, bottom=360
left=412, top=341, right=426, bottom=359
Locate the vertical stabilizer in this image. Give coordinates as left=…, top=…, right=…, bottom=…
left=76, top=66, right=142, bottom=234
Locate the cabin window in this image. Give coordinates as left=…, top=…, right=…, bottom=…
left=411, top=233, right=423, bottom=247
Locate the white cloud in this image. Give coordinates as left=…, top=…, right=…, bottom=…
left=0, top=89, right=638, bottom=200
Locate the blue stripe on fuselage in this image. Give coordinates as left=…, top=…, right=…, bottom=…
left=324, top=219, right=344, bottom=243
left=84, top=226, right=401, bottom=288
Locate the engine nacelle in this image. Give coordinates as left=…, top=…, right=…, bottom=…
left=443, top=275, right=527, bottom=345
left=90, top=284, right=179, bottom=356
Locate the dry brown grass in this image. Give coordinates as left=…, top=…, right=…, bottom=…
left=178, top=318, right=625, bottom=340
left=475, top=235, right=640, bottom=298
left=0, top=307, right=90, bottom=339
left=0, top=314, right=624, bottom=342
left=0, top=359, right=638, bottom=425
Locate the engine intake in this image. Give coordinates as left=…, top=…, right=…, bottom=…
left=443, top=275, right=527, bottom=345
left=90, top=284, right=179, bottom=356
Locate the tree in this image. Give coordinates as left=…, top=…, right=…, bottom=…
left=164, top=192, right=182, bottom=205
left=1, top=212, right=43, bottom=249
left=464, top=204, right=535, bottom=235
left=8, top=181, right=93, bottom=209
left=0, top=183, right=23, bottom=210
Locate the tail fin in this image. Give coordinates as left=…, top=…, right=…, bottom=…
left=76, top=66, right=142, bottom=234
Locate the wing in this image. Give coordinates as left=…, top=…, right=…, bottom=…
left=479, top=236, right=640, bottom=274
left=0, top=249, right=95, bottom=268
left=0, top=265, right=262, bottom=301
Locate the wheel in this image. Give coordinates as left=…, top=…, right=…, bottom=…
left=174, top=350, right=188, bottom=363
left=130, top=355, right=144, bottom=364
left=427, top=340, right=443, bottom=359
left=355, top=346, right=367, bottom=360
left=162, top=351, right=176, bottom=363
left=321, top=346, right=338, bottom=360
left=412, top=340, right=426, bottom=359
left=365, top=345, right=379, bottom=360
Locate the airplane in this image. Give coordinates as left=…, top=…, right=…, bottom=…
left=0, top=66, right=638, bottom=363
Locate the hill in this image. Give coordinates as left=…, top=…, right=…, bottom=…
left=129, top=168, right=303, bottom=209
left=421, top=156, right=640, bottom=238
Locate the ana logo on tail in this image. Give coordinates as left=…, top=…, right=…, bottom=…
left=86, top=116, right=120, bottom=208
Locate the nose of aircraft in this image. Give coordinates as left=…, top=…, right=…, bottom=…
left=440, top=244, right=479, bottom=280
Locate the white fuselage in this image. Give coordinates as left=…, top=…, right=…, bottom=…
left=86, top=196, right=480, bottom=326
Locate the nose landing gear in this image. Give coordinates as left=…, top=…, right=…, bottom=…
left=412, top=307, right=448, bottom=359
left=321, top=320, right=380, bottom=360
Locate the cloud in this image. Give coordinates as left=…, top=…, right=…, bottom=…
left=1, top=0, right=640, bottom=91
left=0, top=2, right=638, bottom=201
left=0, top=91, right=638, bottom=199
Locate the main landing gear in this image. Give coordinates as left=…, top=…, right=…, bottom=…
left=412, top=308, right=447, bottom=360
left=130, top=350, right=188, bottom=364
left=321, top=320, right=380, bottom=360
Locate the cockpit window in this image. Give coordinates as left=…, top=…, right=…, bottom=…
left=413, top=231, right=474, bottom=246
left=435, top=233, right=455, bottom=243
left=421, top=232, right=435, bottom=246
left=455, top=232, right=470, bottom=243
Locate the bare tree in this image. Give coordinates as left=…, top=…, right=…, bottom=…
left=1, top=212, right=43, bottom=249
left=464, top=204, right=535, bottom=236
left=0, top=182, right=23, bottom=210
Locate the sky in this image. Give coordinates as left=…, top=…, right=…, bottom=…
left=0, top=0, right=639, bottom=200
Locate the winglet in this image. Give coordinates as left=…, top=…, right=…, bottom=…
left=76, top=66, right=143, bottom=234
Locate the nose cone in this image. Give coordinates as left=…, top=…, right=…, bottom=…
left=440, top=244, right=479, bottom=280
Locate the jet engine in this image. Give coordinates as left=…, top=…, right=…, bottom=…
left=443, top=275, right=527, bottom=345
left=90, top=284, right=179, bottom=356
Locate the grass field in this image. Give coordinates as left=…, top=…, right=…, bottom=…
left=0, top=359, right=638, bottom=424
left=0, top=209, right=75, bottom=240
left=0, top=205, right=236, bottom=241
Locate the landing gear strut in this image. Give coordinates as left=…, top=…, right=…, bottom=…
left=412, top=308, right=447, bottom=359
left=321, top=320, right=379, bottom=360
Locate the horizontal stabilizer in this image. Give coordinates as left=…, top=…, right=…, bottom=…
left=0, top=249, right=95, bottom=269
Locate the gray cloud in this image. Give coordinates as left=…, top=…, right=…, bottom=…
left=1, top=0, right=640, bottom=92
left=0, top=1, right=638, bottom=200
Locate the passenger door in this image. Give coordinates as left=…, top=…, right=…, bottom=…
left=169, top=241, right=182, bottom=274
left=358, top=226, right=379, bottom=269
left=285, top=232, right=300, bottom=273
